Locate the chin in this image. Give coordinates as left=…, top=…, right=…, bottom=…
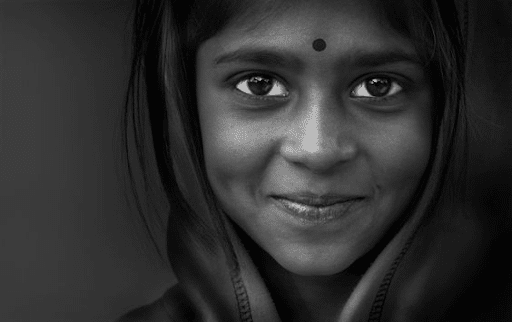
left=275, top=247, right=358, bottom=277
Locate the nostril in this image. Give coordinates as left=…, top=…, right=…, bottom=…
left=280, top=96, right=357, bottom=172
left=280, top=137, right=358, bottom=172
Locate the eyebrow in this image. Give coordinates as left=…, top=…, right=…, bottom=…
left=213, top=47, right=423, bottom=70
left=214, top=48, right=303, bottom=69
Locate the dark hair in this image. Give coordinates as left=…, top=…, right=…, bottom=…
left=121, top=0, right=468, bottom=264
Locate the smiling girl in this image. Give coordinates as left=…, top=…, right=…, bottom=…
left=117, top=0, right=504, bottom=321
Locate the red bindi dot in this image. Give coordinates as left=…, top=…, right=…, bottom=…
left=312, top=38, right=326, bottom=52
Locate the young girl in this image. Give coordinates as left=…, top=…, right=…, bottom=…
left=117, top=0, right=508, bottom=320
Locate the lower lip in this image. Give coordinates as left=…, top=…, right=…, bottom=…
left=271, top=197, right=365, bottom=225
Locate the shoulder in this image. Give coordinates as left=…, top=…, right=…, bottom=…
left=116, top=284, right=195, bottom=322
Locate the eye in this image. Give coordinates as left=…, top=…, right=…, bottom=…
left=235, top=75, right=289, bottom=98
left=351, top=76, right=403, bottom=99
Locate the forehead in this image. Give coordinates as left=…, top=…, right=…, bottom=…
left=198, top=0, right=418, bottom=69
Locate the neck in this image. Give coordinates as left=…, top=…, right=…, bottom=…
left=254, top=246, right=362, bottom=322
left=234, top=225, right=368, bottom=322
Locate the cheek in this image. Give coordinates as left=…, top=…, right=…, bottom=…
left=203, top=121, right=260, bottom=185
left=368, top=113, right=432, bottom=196
left=198, top=91, right=275, bottom=197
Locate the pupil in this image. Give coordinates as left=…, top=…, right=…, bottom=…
left=366, top=78, right=391, bottom=97
left=248, top=76, right=273, bottom=95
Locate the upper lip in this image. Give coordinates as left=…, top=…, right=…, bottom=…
left=272, top=193, right=364, bottom=207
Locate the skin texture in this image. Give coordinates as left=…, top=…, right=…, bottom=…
left=196, top=0, right=432, bottom=319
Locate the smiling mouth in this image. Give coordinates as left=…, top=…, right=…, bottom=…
left=271, top=195, right=366, bottom=224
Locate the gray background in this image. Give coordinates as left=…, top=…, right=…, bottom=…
left=1, top=1, right=174, bottom=321
left=1, top=0, right=510, bottom=321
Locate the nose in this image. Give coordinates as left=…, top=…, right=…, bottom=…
left=280, top=94, right=357, bottom=173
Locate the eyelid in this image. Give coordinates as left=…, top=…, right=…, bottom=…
left=349, top=74, right=409, bottom=99
left=229, top=72, right=290, bottom=100
left=351, top=72, right=411, bottom=87
left=228, top=70, right=288, bottom=87
left=352, top=79, right=401, bottom=98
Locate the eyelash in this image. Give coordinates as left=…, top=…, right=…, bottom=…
left=231, top=73, right=290, bottom=101
left=231, top=73, right=406, bottom=103
left=349, top=76, right=405, bottom=103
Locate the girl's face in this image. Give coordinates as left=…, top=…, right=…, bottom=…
left=196, top=0, right=432, bottom=276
